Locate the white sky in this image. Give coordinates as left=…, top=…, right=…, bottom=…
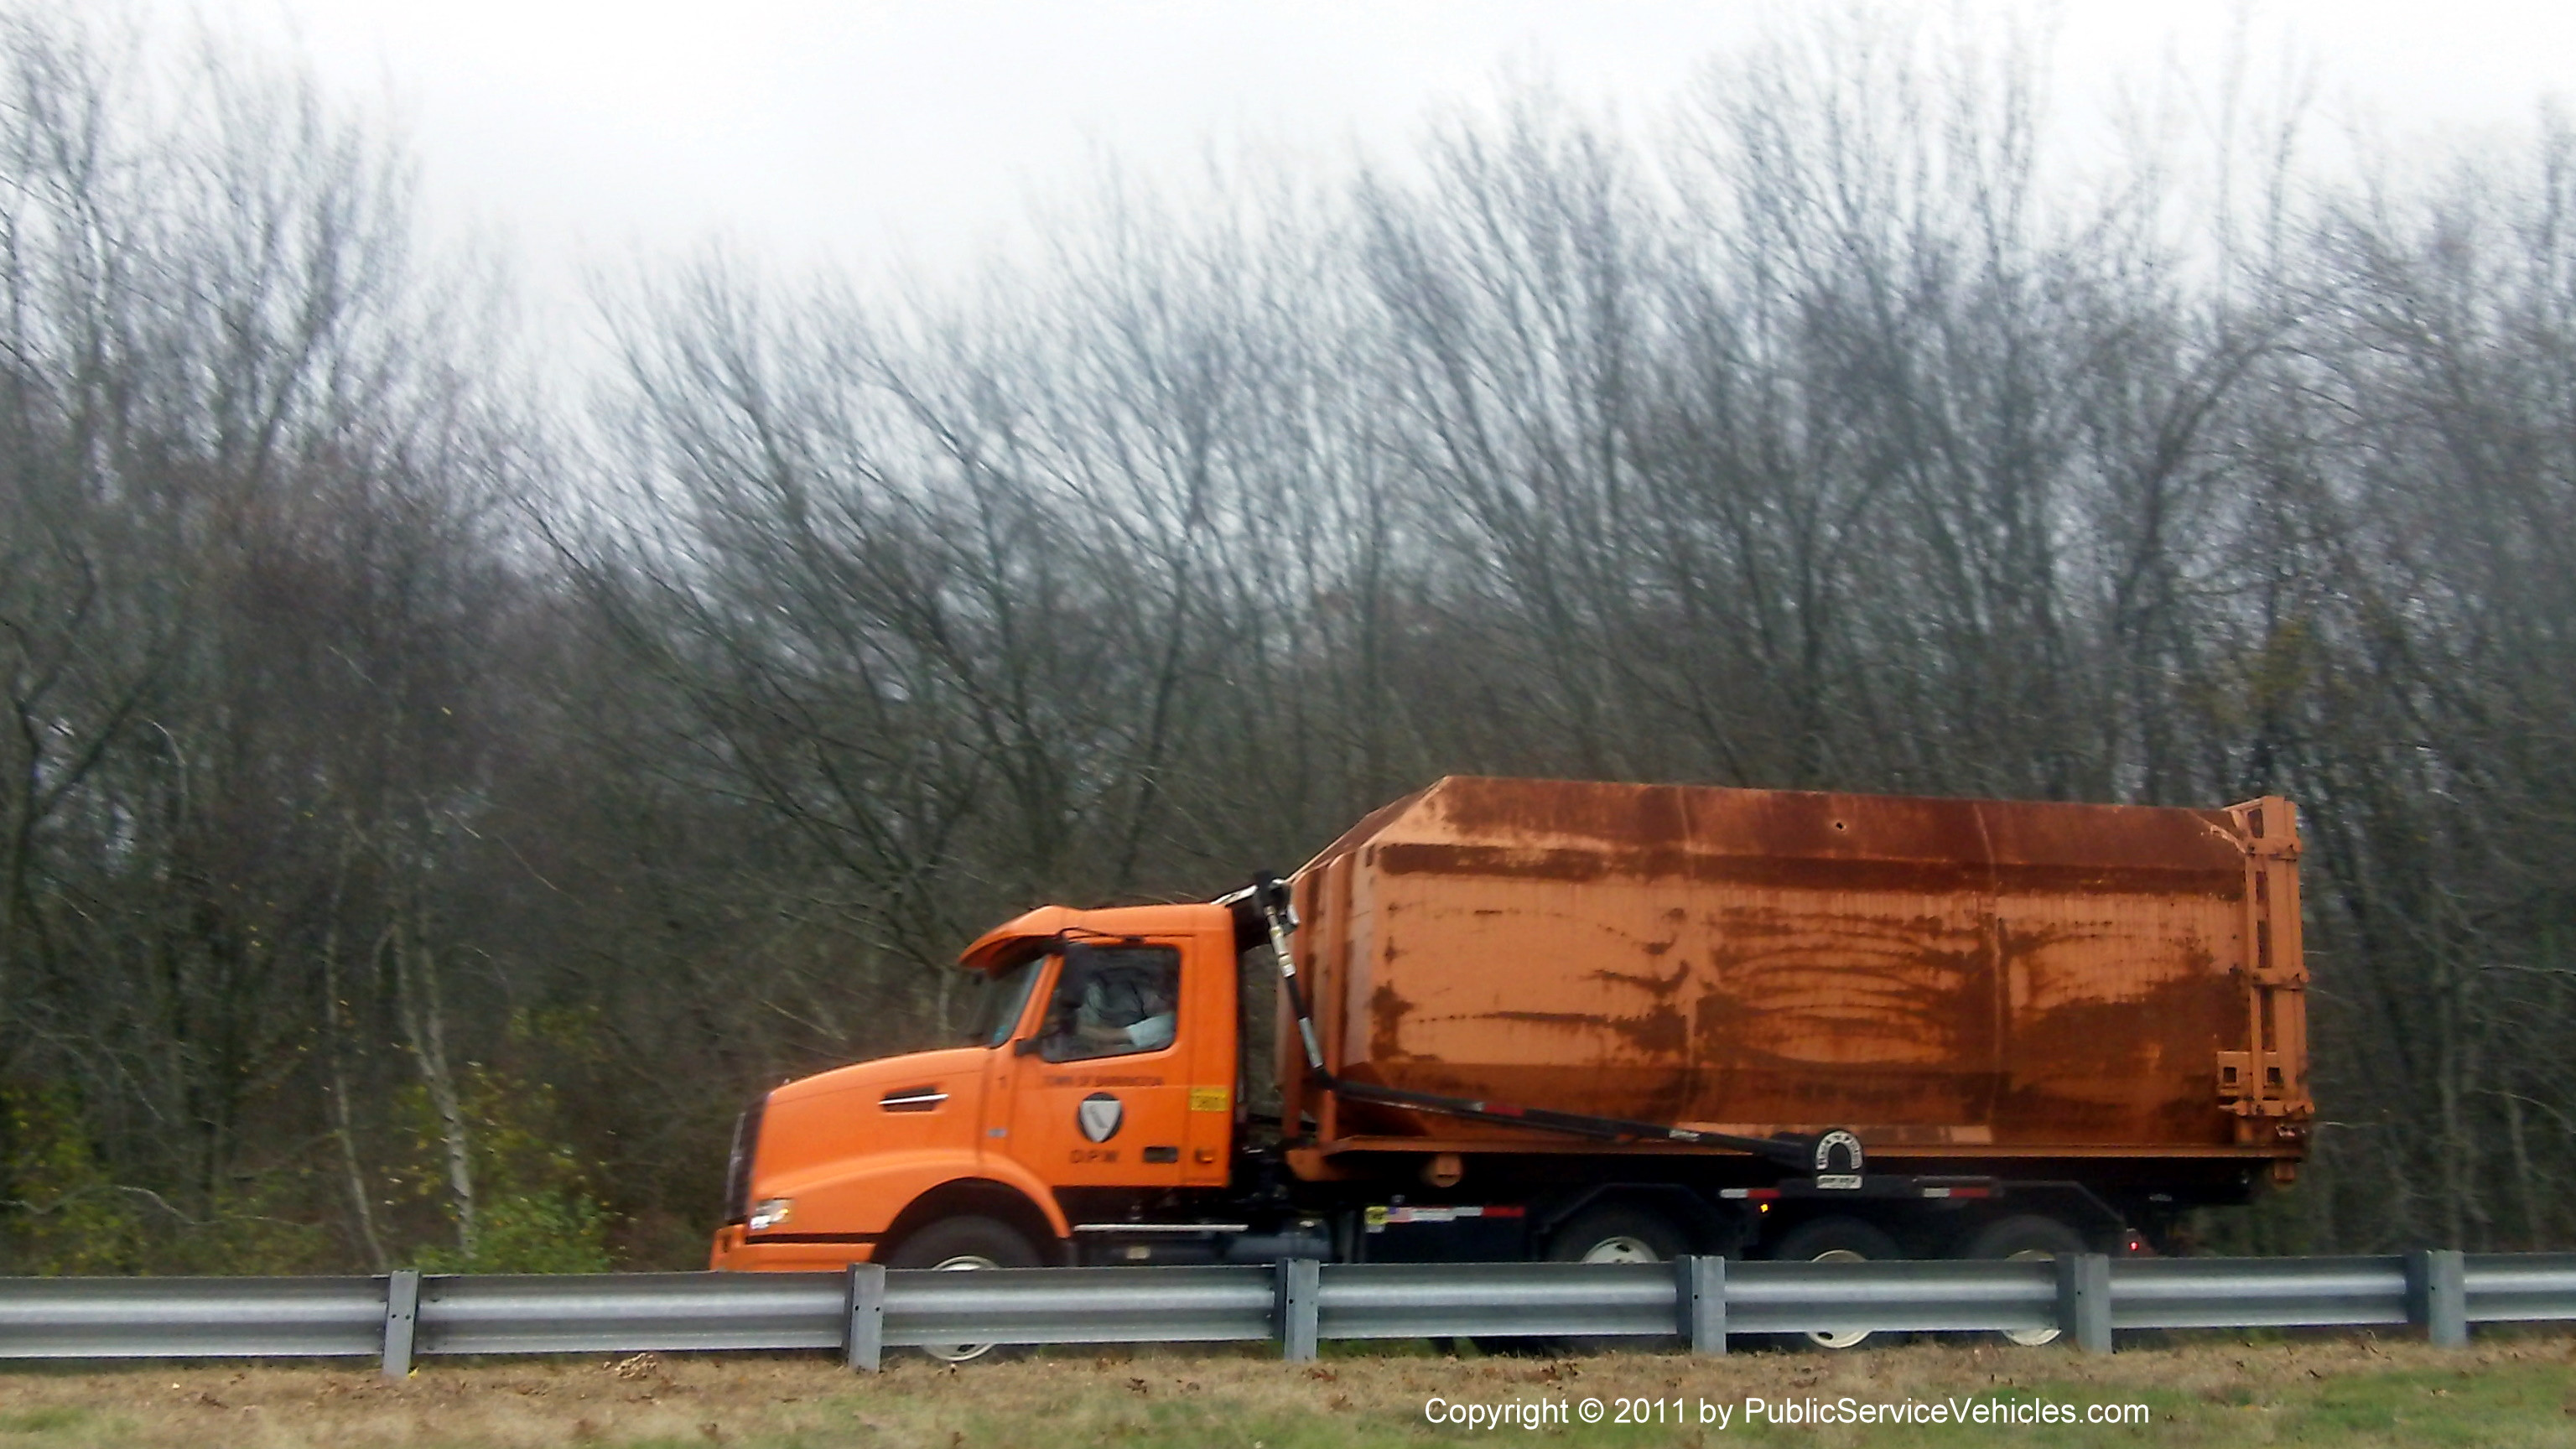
left=156, top=0, right=2576, bottom=328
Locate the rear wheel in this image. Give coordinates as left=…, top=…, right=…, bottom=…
left=1961, top=1214, right=2088, bottom=1348
left=1548, top=1204, right=1692, bottom=1356
left=883, top=1215, right=1041, bottom=1363
left=1550, top=1202, right=1692, bottom=1265
left=1475, top=1203, right=1693, bottom=1358
left=1769, top=1217, right=1900, bottom=1350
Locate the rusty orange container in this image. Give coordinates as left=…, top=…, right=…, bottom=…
left=1284, top=777, right=2309, bottom=1174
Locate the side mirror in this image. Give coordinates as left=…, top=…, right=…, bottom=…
left=1013, top=1036, right=1042, bottom=1057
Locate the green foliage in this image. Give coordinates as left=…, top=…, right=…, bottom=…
left=0, top=1083, right=147, bottom=1275
left=2192, top=1182, right=2328, bottom=1257
left=413, top=1187, right=613, bottom=1275
left=510, top=1005, right=612, bottom=1067
left=2, top=1083, right=335, bottom=1275
left=396, top=1062, right=615, bottom=1275
left=149, top=1176, right=334, bottom=1277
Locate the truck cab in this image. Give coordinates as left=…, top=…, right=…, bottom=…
left=709, top=903, right=1244, bottom=1272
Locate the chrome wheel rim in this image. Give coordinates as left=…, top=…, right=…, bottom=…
left=1805, top=1247, right=1875, bottom=1349
left=1579, top=1234, right=1662, bottom=1265
left=919, top=1254, right=1001, bottom=1363
left=2000, top=1248, right=2063, bottom=1346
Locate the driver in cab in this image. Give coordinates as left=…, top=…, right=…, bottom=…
left=1041, top=949, right=1177, bottom=1061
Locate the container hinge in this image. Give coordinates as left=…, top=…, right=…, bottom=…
left=2215, top=1050, right=2310, bottom=1117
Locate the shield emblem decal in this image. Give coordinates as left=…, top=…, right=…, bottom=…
left=1077, top=1093, right=1123, bottom=1143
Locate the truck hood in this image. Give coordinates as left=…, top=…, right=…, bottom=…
left=768, top=1046, right=991, bottom=1109
left=751, top=1046, right=994, bottom=1214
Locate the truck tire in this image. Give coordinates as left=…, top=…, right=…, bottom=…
left=1538, top=1203, right=1696, bottom=1357
left=883, top=1214, right=1041, bottom=1363
left=1472, top=1202, right=1694, bottom=1358
left=1961, top=1214, right=2088, bottom=1347
left=1548, top=1202, right=1695, bottom=1265
left=1768, top=1217, right=1901, bottom=1350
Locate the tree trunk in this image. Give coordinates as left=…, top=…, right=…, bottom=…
left=389, top=901, right=475, bottom=1260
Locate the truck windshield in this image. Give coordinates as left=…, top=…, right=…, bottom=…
left=963, top=957, right=1043, bottom=1047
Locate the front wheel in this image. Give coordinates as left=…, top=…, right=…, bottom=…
left=882, top=1215, right=1041, bottom=1363
left=1768, top=1216, right=1901, bottom=1350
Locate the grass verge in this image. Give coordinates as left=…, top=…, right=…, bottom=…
left=0, top=1332, right=2568, bottom=1447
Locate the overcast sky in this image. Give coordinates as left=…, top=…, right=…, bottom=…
left=155, top=1, right=2576, bottom=325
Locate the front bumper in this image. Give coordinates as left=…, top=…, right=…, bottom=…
left=708, top=1223, right=880, bottom=1271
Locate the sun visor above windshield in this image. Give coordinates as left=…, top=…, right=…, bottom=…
left=955, top=906, right=1078, bottom=974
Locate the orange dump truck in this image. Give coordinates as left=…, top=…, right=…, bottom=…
left=711, top=777, right=2309, bottom=1311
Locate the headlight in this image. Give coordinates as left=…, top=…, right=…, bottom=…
left=747, top=1197, right=793, bottom=1232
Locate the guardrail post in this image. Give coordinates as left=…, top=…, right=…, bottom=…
left=381, top=1270, right=419, bottom=1379
left=845, top=1263, right=886, bottom=1372
left=1677, top=1255, right=1726, bottom=1355
left=2054, top=1254, right=2111, bottom=1353
left=1275, top=1259, right=1320, bottom=1362
left=2406, top=1249, right=2467, bottom=1348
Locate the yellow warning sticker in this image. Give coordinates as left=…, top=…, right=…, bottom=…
left=1188, top=1087, right=1230, bottom=1113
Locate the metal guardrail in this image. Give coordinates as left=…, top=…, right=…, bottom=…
left=1, top=1251, right=2568, bottom=1374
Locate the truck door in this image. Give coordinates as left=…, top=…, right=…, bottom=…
left=1002, top=942, right=1192, bottom=1190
